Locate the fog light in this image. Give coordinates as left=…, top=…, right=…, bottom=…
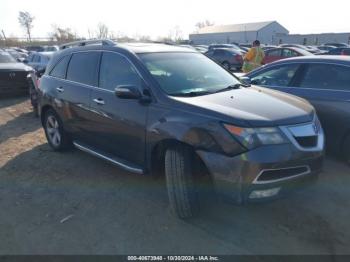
left=249, top=187, right=281, bottom=199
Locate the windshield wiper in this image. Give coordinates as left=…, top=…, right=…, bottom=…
left=170, top=91, right=213, bottom=97
left=213, top=83, right=245, bottom=94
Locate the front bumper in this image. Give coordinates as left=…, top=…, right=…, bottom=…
left=197, top=143, right=324, bottom=204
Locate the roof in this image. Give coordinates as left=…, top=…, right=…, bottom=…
left=275, top=55, right=350, bottom=64
left=118, top=43, right=196, bottom=53
left=250, top=56, right=350, bottom=73
left=194, top=21, right=276, bottom=34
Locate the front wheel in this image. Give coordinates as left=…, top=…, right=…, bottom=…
left=165, top=145, right=199, bottom=218
left=43, top=109, right=71, bottom=151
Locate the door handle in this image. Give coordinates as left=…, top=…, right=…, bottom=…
left=93, top=98, right=105, bottom=105
left=56, top=87, right=64, bottom=93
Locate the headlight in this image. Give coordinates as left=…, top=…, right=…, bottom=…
left=224, top=124, right=287, bottom=149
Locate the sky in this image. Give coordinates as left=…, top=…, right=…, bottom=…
left=1, top=0, right=350, bottom=40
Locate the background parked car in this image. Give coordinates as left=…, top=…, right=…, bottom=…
left=205, top=48, right=243, bottom=71
left=280, top=44, right=322, bottom=54
left=241, top=56, right=350, bottom=163
left=25, top=45, right=46, bottom=53
left=24, top=51, right=55, bottom=75
left=263, top=47, right=313, bottom=64
left=324, top=43, right=349, bottom=48
left=0, top=50, right=33, bottom=97
left=326, top=47, right=350, bottom=55
left=43, top=45, right=59, bottom=52
left=317, top=45, right=337, bottom=52
left=4, top=48, right=28, bottom=62
left=209, top=44, right=246, bottom=54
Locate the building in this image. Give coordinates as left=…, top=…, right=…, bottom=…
left=189, top=21, right=289, bottom=45
left=279, top=33, right=350, bottom=46
left=189, top=21, right=350, bottom=46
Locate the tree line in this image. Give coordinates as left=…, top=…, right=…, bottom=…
left=0, top=11, right=215, bottom=46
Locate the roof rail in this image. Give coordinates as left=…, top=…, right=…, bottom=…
left=60, top=39, right=116, bottom=50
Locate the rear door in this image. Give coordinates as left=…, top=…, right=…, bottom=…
left=89, top=51, right=148, bottom=166
left=264, top=49, right=282, bottom=64
left=52, top=52, right=100, bottom=143
left=291, top=63, right=350, bottom=149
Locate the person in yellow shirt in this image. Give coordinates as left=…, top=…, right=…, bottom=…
left=242, top=40, right=265, bottom=73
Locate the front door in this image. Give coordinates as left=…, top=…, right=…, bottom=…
left=89, top=52, right=148, bottom=167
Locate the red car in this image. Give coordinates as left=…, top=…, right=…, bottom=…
left=263, top=47, right=313, bottom=64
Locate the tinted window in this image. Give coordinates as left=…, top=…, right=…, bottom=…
left=67, top=52, right=100, bottom=86
left=33, top=55, right=41, bottom=63
left=342, top=49, right=350, bottom=55
left=250, top=64, right=300, bottom=86
left=99, top=52, right=142, bottom=91
left=214, top=49, right=225, bottom=56
left=49, top=56, right=71, bottom=79
left=299, top=64, right=350, bottom=91
left=267, top=49, right=281, bottom=56
left=282, top=49, right=298, bottom=57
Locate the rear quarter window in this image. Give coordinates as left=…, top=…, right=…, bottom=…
left=49, top=56, right=71, bottom=79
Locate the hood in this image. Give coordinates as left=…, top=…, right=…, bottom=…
left=0, top=63, right=32, bottom=71
left=172, top=86, right=314, bottom=127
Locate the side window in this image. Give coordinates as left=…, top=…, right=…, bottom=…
left=66, top=52, right=100, bottom=86
left=214, top=49, right=224, bottom=56
left=49, top=56, right=71, bottom=79
left=299, top=64, right=350, bottom=91
left=28, top=54, right=34, bottom=62
left=266, top=49, right=282, bottom=56
left=99, top=52, right=142, bottom=91
left=33, top=55, right=41, bottom=63
left=282, top=49, right=298, bottom=57
left=250, top=64, right=300, bottom=87
left=342, top=49, right=350, bottom=55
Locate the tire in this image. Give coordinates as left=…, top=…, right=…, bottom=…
left=221, top=61, right=231, bottom=71
left=165, top=145, right=199, bottom=218
left=342, top=135, right=350, bottom=165
left=43, top=109, right=71, bottom=151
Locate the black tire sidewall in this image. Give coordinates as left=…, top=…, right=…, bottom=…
left=165, top=145, right=199, bottom=218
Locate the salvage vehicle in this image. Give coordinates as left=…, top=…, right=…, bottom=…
left=0, top=50, right=34, bottom=97
left=241, top=56, right=350, bottom=163
left=205, top=48, right=243, bottom=71
left=263, top=47, right=313, bottom=64
left=24, top=52, right=55, bottom=74
left=38, top=40, right=325, bottom=218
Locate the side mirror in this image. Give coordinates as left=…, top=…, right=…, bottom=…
left=239, top=76, right=251, bottom=85
left=23, top=59, right=29, bottom=64
left=115, top=85, right=142, bottom=99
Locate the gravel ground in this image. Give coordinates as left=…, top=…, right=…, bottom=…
left=0, top=97, right=350, bottom=255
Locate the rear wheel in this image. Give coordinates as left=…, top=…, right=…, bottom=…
left=165, top=145, right=199, bottom=218
left=43, top=109, right=71, bottom=151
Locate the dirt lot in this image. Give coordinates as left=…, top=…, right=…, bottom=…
left=0, top=97, right=350, bottom=255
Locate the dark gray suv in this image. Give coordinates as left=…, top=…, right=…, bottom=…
left=38, top=40, right=325, bottom=218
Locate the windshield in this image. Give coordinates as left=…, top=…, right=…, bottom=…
left=139, top=52, right=241, bottom=96
left=0, top=51, right=16, bottom=63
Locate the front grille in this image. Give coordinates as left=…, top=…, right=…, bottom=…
left=295, top=136, right=318, bottom=148
left=256, top=166, right=310, bottom=183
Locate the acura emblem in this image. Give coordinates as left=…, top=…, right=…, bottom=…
left=9, top=72, right=16, bottom=78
